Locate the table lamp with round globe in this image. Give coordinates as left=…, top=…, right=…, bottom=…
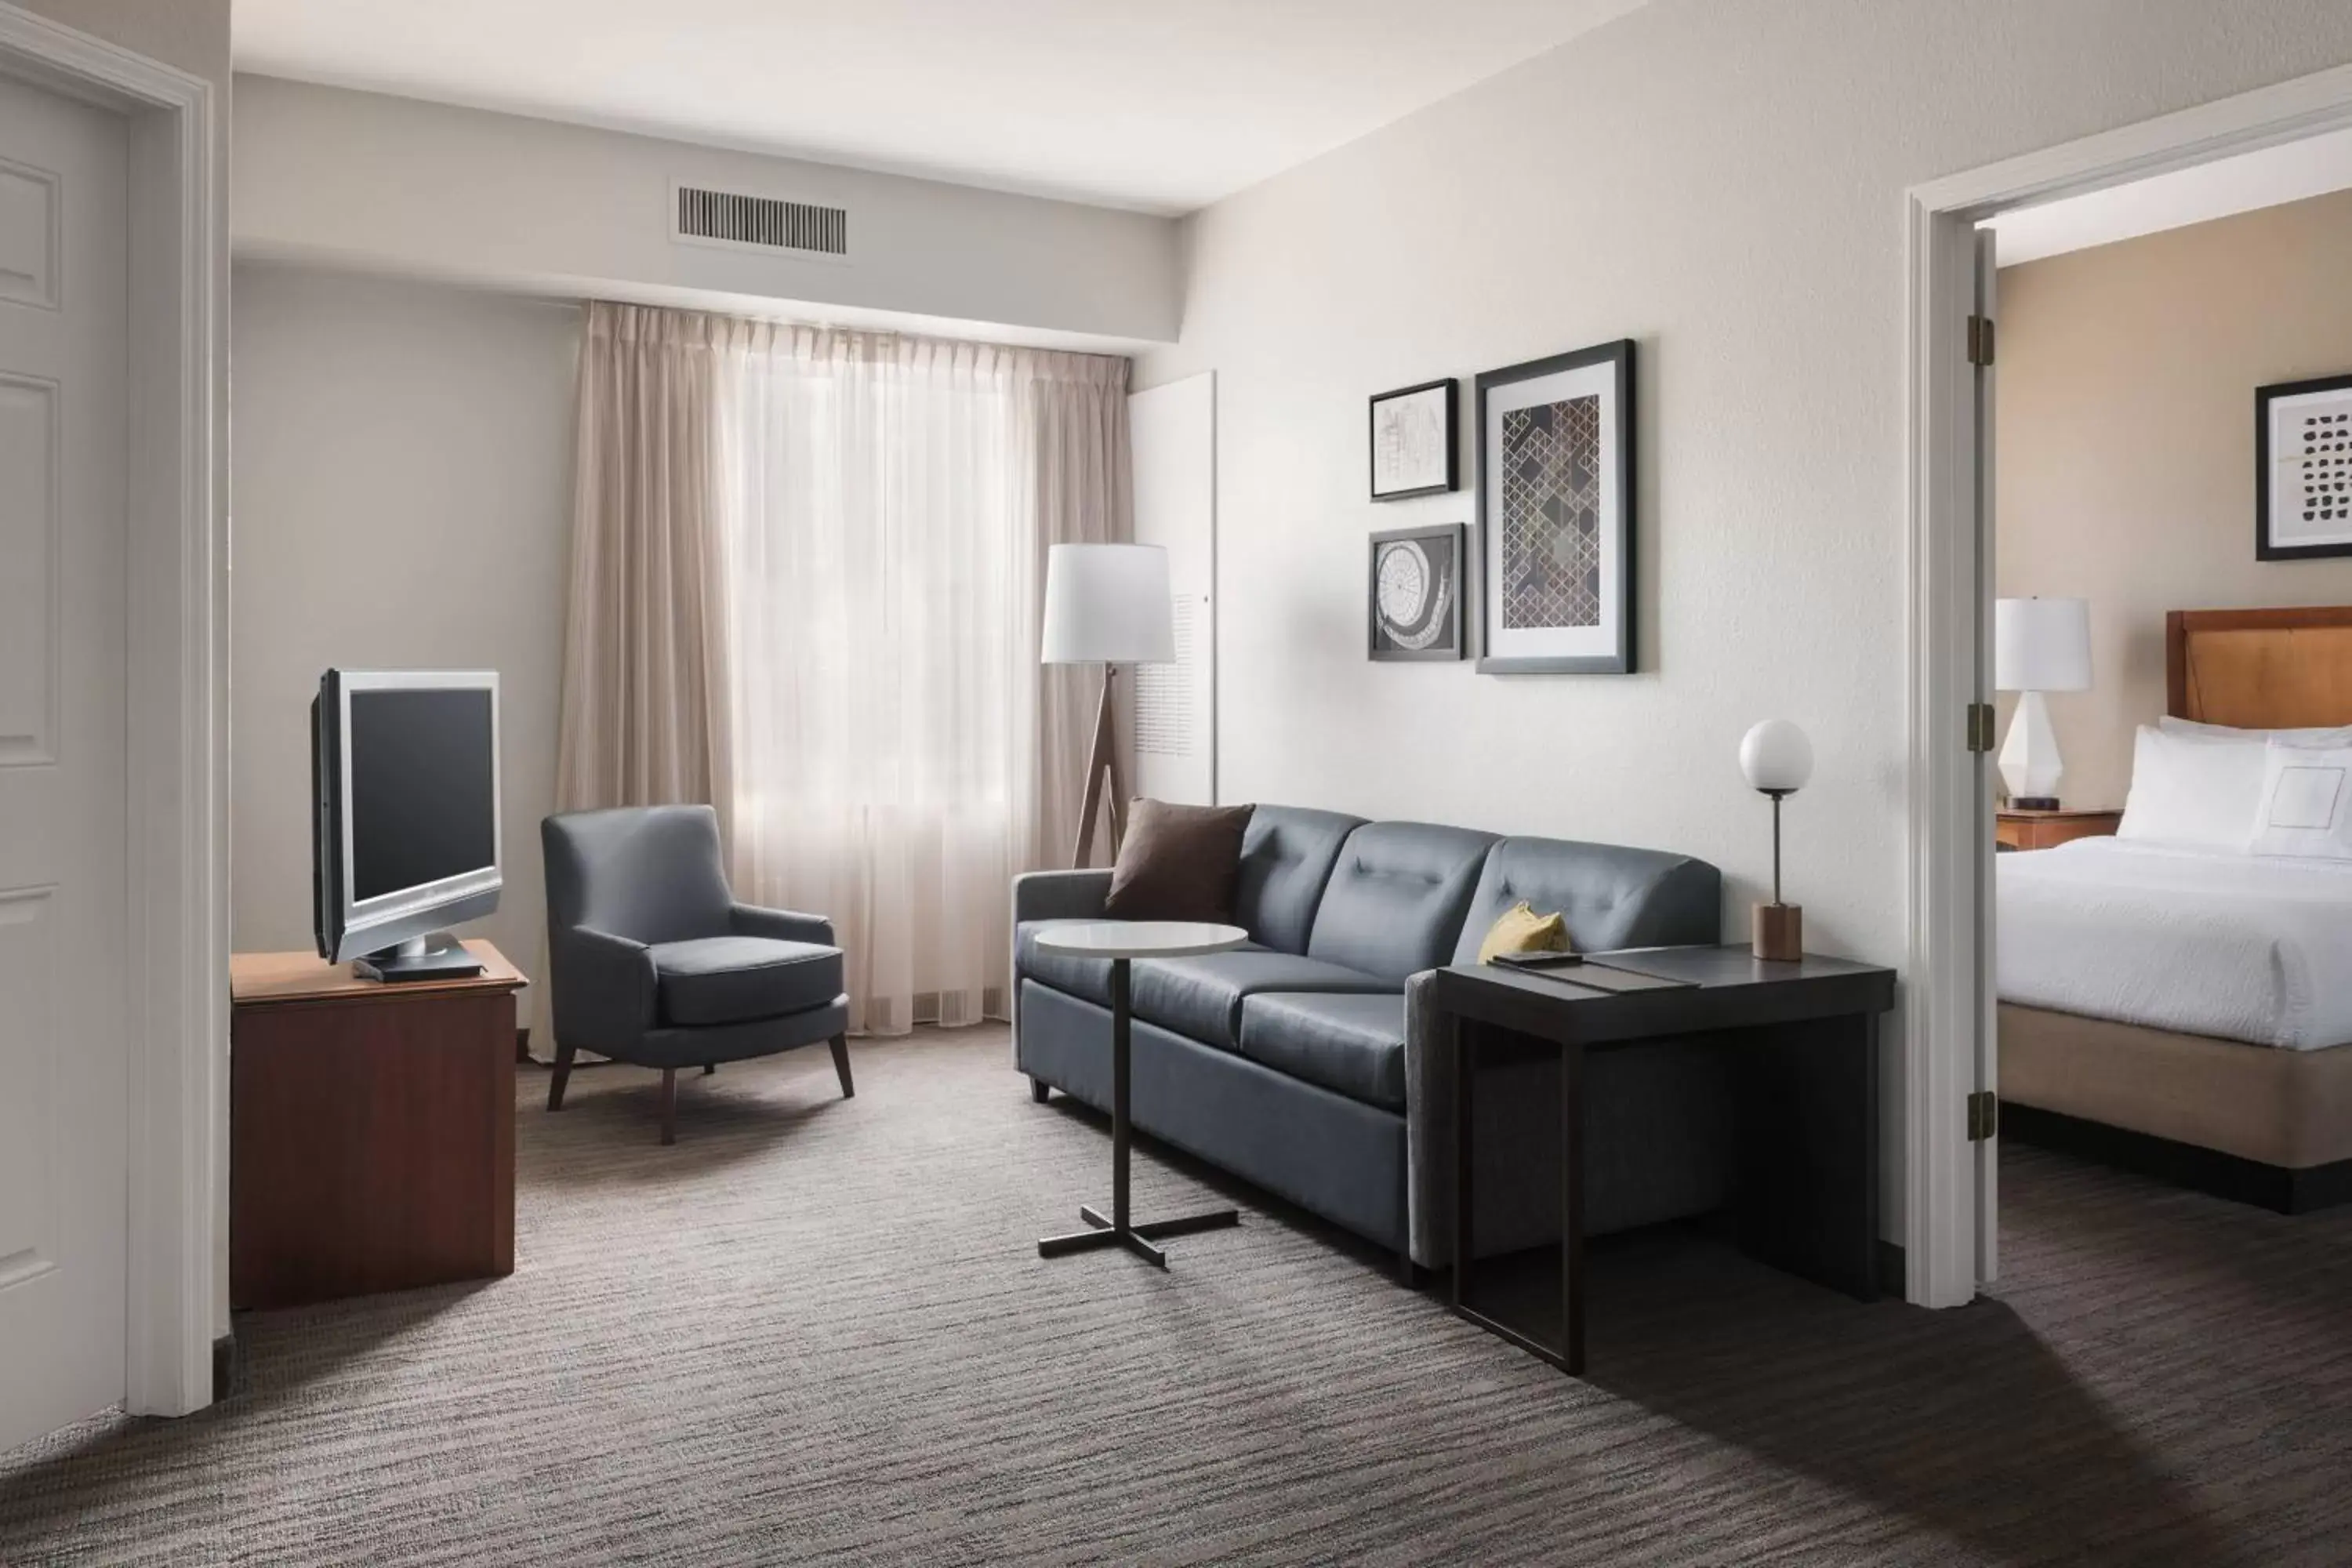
left=1739, top=719, right=1813, bottom=961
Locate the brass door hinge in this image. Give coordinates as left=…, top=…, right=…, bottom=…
left=1965, top=702, right=1996, bottom=753
left=1968, top=1090, right=2000, bottom=1142
left=1967, top=314, right=1996, bottom=367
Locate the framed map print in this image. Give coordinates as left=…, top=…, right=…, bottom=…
left=1474, top=339, right=1635, bottom=673
left=1368, top=523, right=1465, bottom=661
left=1369, top=379, right=1458, bottom=500
left=2259, top=372, right=2352, bottom=560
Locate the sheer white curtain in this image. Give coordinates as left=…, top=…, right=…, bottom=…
left=713, top=325, right=1127, bottom=1034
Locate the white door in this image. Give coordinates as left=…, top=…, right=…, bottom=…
left=0, top=74, right=131, bottom=1450
left=1129, top=372, right=1217, bottom=804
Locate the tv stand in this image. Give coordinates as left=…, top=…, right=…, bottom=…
left=353, top=931, right=486, bottom=982
left=230, top=938, right=525, bottom=1308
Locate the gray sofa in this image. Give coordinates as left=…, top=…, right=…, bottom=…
left=1013, top=806, right=1725, bottom=1274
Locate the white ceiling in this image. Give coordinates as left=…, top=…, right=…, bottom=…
left=231, top=0, right=1651, bottom=216
left=1987, top=124, right=2352, bottom=266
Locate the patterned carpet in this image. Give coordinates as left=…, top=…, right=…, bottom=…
left=2, top=1026, right=2349, bottom=1566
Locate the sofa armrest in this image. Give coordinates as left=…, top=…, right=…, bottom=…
left=1012, top=868, right=1112, bottom=924
left=1403, top=969, right=1454, bottom=1270
left=549, top=924, right=659, bottom=1052
left=731, top=902, right=836, bottom=947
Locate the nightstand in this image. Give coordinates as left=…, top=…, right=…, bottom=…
left=1996, top=807, right=2122, bottom=851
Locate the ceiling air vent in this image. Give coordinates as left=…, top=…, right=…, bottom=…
left=672, top=183, right=849, bottom=260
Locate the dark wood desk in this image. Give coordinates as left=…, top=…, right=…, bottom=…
left=1436, top=946, right=1896, bottom=1375
left=230, top=939, right=526, bottom=1309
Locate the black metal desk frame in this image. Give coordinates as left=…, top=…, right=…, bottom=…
left=1439, top=946, right=1896, bottom=1374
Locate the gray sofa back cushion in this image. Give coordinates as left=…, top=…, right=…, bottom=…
left=543, top=804, right=735, bottom=946
left=1233, top=805, right=1365, bottom=953
left=1450, top=835, right=1722, bottom=963
left=1306, top=821, right=1500, bottom=980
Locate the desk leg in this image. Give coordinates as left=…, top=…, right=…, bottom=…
left=1561, top=1040, right=1585, bottom=1375
left=1732, top=1011, right=1879, bottom=1299
left=1039, top=957, right=1240, bottom=1266
left=1450, top=1012, right=1472, bottom=1314
left=1447, top=1017, right=1587, bottom=1376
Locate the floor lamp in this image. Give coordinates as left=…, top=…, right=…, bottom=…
left=1040, top=543, right=1175, bottom=868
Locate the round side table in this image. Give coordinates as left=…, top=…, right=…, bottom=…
left=1032, top=920, right=1247, bottom=1268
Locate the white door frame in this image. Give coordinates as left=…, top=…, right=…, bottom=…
left=0, top=5, right=220, bottom=1416
left=1904, top=62, right=2352, bottom=1308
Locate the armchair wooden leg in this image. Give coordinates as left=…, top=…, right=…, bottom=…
left=702, top=1063, right=715, bottom=1076
left=1029, top=1076, right=1050, bottom=1105
left=829, top=1033, right=855, bottom=1099
left=548, top=1040, right=576, bottom=1112
left=659, top=1067, right=677, bottom=1145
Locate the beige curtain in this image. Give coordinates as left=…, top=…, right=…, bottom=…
left=554, top=303, right=736, bottom=823
left=557, top=300, right=1131, bottom=1036
left=1018, top=361, right=1133, bottom=874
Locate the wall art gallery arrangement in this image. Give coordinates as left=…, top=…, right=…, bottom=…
left=1364, top=339, right=1635, bottom=674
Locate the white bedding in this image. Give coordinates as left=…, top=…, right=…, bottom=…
left=1997, top=837, right=2352, bottom=1050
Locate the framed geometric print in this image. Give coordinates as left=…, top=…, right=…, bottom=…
left=1473, top=339, right=1635, bottom=673
left=2258, top=372, right=2352, bottom=561
left=1368, top=523, right=1465, bottom=661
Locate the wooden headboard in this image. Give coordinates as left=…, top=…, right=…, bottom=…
left=2166, top=607, right=2352, bottom=728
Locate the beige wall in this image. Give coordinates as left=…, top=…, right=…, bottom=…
left=230, top=265, right=579, bottom=1034
left=1996, top=187, right=2352, bottom=808
left=1138, top=0, right=2352, bottom=1242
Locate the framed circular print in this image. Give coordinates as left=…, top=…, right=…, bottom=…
left=1368, top=523, right=1465, bottom=661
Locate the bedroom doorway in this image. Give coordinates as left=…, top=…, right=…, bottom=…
left=1906, top=63, right=2352, bottom=1309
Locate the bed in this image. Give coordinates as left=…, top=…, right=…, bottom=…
left=1997, top=606, right=2352, bottom=1211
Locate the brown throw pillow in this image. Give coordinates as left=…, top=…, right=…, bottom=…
left=1104, top=800, right=1256, bottom=923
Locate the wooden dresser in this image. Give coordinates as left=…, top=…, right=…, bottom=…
left=230, top=939, right=525, bottom=1309
left=1996, top=807, right=2122, bottom=851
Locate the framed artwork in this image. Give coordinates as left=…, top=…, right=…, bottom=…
left=1368, top=523, right=1465, bottom=661
left=1474, top=339, right=1635, bottom=673
left=2258, top=372, right=2352, bottom=560
left=1369, top=378, right=1458, bottom=500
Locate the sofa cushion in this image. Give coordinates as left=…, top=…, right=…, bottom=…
left=1450, top=836, right=1723, bottom=964
left=1130, top=950, right=1396, bottom=1051
left=1239, top=991, right=1408, bottom=1110
left=1014, top=920, right=1120, bottom=1007
left=649, top=935, right=843, bottom=1027
left=1234, top=805, right=1364, bottom=953
left=1306, top=821, right=1499, bottom=980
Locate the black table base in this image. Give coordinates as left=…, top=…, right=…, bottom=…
left=1038, top=956, right=1240, bottom=1268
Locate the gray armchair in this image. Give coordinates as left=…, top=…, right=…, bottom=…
left=542, top=804, right=851, bottom=1143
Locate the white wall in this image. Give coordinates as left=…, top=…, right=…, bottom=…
left=231, top=264, right=578, bottom=1032
left=1139, top=0, right=2352, bottom=1241
left=232, top=74, right=1180, bottom=350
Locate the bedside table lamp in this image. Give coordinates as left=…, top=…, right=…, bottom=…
left=1040, top=543, right=1175, bottom=868
left=1994, top=597, right=2091, bottom=811
left=1740, top=719, right=1813, bottom=962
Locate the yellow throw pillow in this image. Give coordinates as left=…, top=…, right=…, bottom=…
left=1477, top=900, right=1572, bottom=965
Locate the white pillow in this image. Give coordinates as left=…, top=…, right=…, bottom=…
left=2116, top=725, right=2266, bottom=850
left=2249, top=742, right=2352, bottom=859
left=2159, top=715, right=2352, bottom=748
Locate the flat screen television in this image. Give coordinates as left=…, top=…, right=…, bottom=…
left=312, top=669, right=502, bottom=980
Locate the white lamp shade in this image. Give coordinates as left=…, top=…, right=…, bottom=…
left=1740, top=719, right=1814, bottom=793
left=1040, top=544, right=1175, bottom=664
left=1994, top=597, right=2091, bottom=693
